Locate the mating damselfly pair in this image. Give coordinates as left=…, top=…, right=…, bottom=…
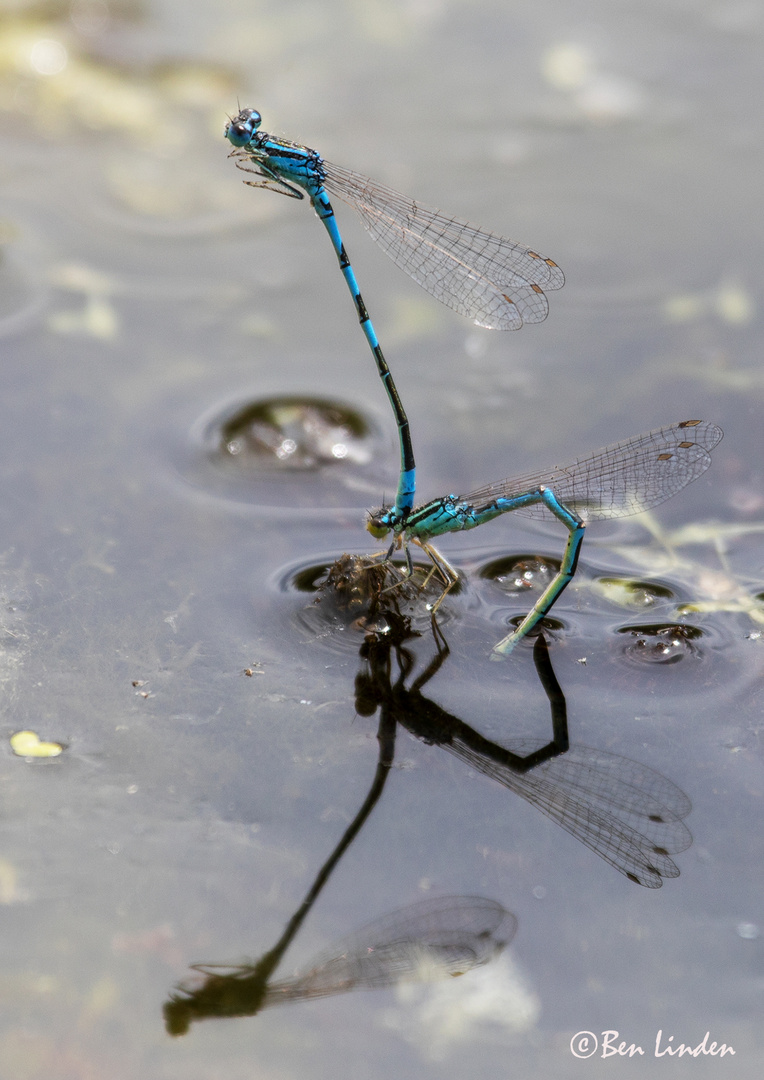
left=225, top=108, right=722, bottom=655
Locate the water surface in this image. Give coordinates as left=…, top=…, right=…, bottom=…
left=0, top=1, right=762, bottom=1075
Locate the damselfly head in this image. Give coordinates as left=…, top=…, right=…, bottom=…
left=366, top=508, right=392, bottom=539
left=225, top=108, right=262, bottom=147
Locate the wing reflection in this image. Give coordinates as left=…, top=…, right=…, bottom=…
left=355, top=582, right=691, bottom=889
left=165, top=895, right=515, bottom=1034
left=444, top=738, right=691, bottom=887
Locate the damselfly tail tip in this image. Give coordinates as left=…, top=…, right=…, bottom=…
left=490, top=631, right=521, bottom=658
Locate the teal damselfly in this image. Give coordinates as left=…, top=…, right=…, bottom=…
left=225, top=107, right=563, bottom=519
left=367, top=420, right=723, bottom=656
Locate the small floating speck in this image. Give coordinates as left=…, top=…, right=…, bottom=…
left=736, top=922, right=760, bottom=940
left=10, top=730, right=63, bottom=758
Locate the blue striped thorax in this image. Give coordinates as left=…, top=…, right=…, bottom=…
left=225, top=108, right=326, bottom=195
left=367, top=496, right=468, bottom=543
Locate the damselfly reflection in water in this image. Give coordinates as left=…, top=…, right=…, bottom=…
left=166, top=597, right=691, bottom=1034
left=355, top=612, right=692, bottom=888
left=165, top=596, right=515, bottom=1035
left=313, top=558, right=691, bottom=886
left=165, top=896, right=515, bottom=1034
